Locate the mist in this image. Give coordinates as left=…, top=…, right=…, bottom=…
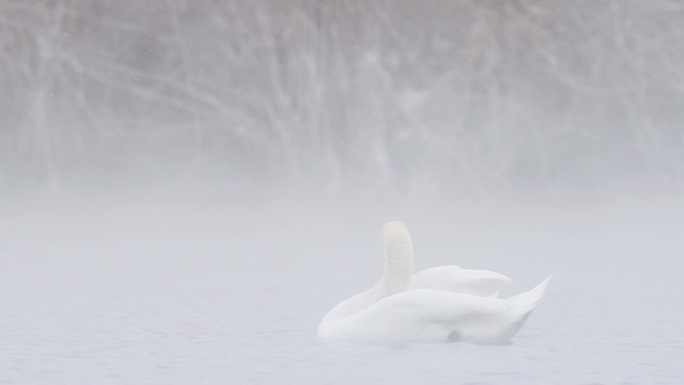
left=1, top=1, right=683, bottom=384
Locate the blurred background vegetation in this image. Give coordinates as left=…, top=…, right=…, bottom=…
left=1, top=0, right=683, bottom=202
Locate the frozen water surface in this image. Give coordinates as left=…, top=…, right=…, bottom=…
left=2, top=197, right=683, bottom=384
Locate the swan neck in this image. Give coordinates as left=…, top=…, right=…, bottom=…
left=381, top=231, right=414, bottom=294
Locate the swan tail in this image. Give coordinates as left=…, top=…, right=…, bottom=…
left=503, top=275, right=553, bottom=340
left=508, top=275, right=552, bottom=311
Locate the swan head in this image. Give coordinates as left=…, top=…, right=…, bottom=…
left=381, top=221, right=411, bottom=246
left=379, top=221, right=414, bottom=293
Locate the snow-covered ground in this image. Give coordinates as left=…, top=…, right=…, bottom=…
left=2, top=196, right=682, bottom=384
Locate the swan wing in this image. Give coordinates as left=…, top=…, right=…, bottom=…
left=319, top=276, right=552, bottom=344
left=320, top=289, right=510, bottom=343
left=409, top=265, right=512, bottom=296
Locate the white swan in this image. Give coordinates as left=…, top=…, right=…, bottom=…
left=318, top=221, right=552, bottom=344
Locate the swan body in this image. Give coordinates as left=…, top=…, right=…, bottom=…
left=318, top=221, right=552, bottom=344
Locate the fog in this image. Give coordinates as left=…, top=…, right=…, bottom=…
left=1, top=1, right=683, bottom=384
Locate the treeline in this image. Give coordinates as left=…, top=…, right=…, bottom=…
left=1, top=0, right=682, bottom=199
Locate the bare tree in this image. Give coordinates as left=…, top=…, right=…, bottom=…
left=1, top=0, right=682, bottom=199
